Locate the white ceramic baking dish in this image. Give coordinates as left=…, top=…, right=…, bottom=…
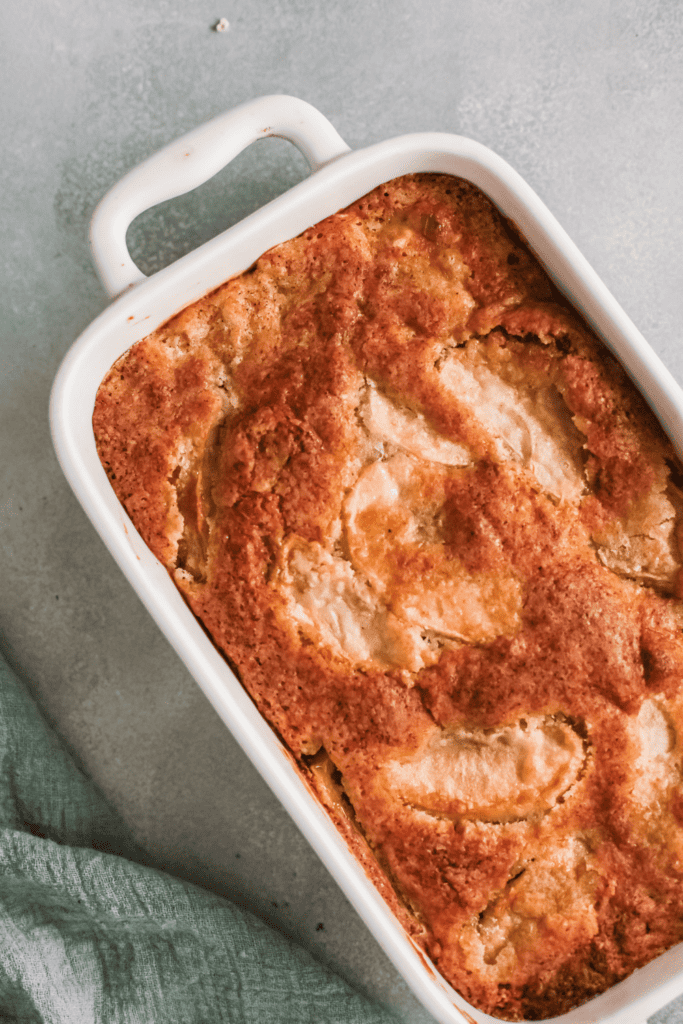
left=50, top=95, right=683, bottom=1024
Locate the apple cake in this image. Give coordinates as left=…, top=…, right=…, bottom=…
left=93, top=173, right=683, bottom=1019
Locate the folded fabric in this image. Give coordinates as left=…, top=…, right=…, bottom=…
left=0, top=654, right=399, bottom=1023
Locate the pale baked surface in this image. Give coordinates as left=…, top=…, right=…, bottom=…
left=93, top=174, right=683, bottom=1020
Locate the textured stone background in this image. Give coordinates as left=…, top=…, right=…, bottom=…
left=2, top=2, right=683, bottom=1021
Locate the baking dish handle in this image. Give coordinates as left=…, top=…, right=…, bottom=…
left=90, top=95, right=351, bottom=299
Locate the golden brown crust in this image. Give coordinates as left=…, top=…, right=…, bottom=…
left=94, top=174, right=683, bottom=1020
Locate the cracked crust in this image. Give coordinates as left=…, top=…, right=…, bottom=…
left=93, top=174, right=683, bottom=1020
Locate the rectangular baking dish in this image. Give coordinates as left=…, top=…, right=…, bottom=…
left=50, top=94, right=683, bottom=1024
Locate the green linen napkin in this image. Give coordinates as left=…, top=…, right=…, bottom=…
left=0, top=654, right=399, bottom=1024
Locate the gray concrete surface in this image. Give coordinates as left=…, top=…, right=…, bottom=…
left=2, top=1, right=683, bottom=1021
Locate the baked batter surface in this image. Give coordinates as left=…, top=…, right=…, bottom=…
left=94, top=175, right=683, bottom=1019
